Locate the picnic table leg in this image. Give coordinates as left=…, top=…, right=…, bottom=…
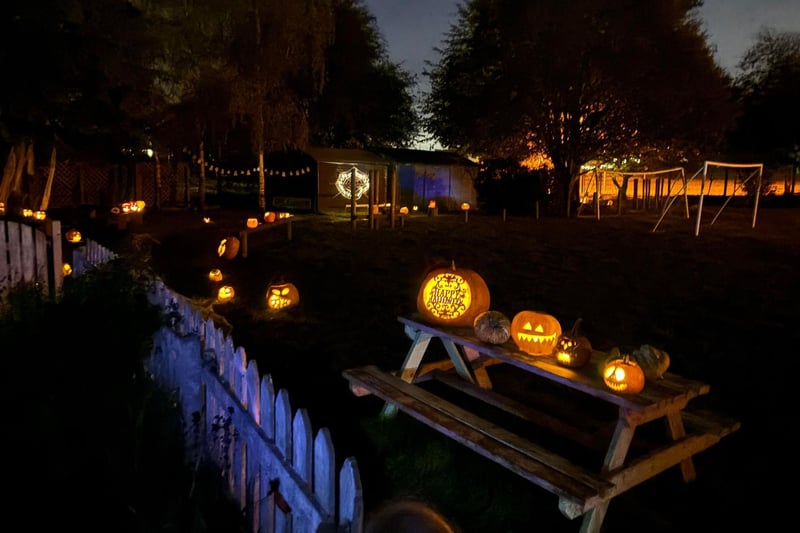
left=440, top=340, right=493, bottom=388
left=580, top=409, right=637, bottom=533
left=665, top=410, right=696, bottom=482
left=381, top=331, right=433, bottom=418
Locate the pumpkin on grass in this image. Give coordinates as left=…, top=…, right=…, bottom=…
left=218, top=236, right=240, bottom=260
left=416, top=260, right=490, bottom=328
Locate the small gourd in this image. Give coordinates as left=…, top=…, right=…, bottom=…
left=473, top=310, right=512, bottom=345
left=630, top=344, right=671, bottom=380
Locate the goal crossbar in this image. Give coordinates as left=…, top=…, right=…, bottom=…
left=652, top=161, right=763, bottom=236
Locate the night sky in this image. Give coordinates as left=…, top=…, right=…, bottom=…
left=364, top=0, right=800, bottom=82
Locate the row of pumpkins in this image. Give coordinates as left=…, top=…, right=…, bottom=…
left=416, top=261, right=670, bottom=394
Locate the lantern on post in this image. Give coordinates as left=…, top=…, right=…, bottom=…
left=461, top=202, right=470, bottom=223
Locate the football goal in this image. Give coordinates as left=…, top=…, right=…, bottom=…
left=652, top=161, right=763, bottom=236
left=573, top=166, right=687, bottom=219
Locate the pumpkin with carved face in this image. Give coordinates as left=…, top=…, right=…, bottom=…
left=602, top=349, right=645, bottom=394
left=65, top=229, right=83, bottom=243
left=510, top=310, right=562, bottom=356
left=217, top=285, right=235, bottom=303
left=208, top=269, right=223, bottom=282
left=218, top=236, right=240, bottom=260
left=416, top=261, right=490, bottom=328
left=553, top=318, right=593, bottom=368
left=267, top=282, right=300, bottom=310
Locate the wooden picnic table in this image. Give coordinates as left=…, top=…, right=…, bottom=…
left=343, top=316, right=740, bottom=533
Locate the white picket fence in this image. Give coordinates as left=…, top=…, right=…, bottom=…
left=147, top=280, right=364, bottom=533
left=2, top=218, right=365, bottom=532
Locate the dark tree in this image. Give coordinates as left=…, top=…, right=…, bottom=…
left=309, top=0, right=419, bottom=148
left=729, top=29, right=800, bottom=190
left=423, top=0, right=735, bottom=215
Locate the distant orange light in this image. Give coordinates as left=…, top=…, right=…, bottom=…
left=428, top=200, right=436, bottom=209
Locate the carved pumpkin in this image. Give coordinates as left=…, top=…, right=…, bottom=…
left=510, top=310, right=562, bottom=356
left=416, top=260, right=490, bottom=328
left=399, top=206, right=409, bottom=215
left=263, top=211, right=276, bottom=223
left=217, top=285, right=235, bottom=303
left=602, top=349, right=645, bottom=394
left=266, top=282, right=300, bottom=310
left=33, top=210, right=46, bottom=220
left=62, top=263, right=72, bottom=277
left=554, top=318, right=593, bottom=368
left=218, top=236, right=240, bottom=260
left=208, top=269, right=223, bottom=282
left=473, top=310, right=511, bottom=344
left=65, top=229, right=83, bottom=243
left=246, top=218, right=259, bottom=228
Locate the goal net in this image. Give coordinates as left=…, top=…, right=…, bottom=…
left=652, top=161, right=763, bottom=236
left=573, top=167, right=687, bottom=219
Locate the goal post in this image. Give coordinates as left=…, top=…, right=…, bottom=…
left=652, top=161, right=763, bottom=236
left=573, top=166, right=687, bottom=219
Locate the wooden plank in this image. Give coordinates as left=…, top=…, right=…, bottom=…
left=343, top=365, right=613, bottom=516
left=399, top=316, right=709, bottom=414
left=0, top=221, right=9, bottom=301
left=431, top=370, right=608, bottom=450
left=6, top=221, right=23, bottom=286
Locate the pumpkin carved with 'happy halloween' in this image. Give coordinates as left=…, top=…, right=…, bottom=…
left=416, top=261, right=490, bottom=328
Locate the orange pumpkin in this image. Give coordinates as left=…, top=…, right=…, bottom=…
left=217, top=285, right=235, bottom=303
left=510, top=310, right=562, bottom=356
left=416, top=261, right=490, bottom=328
left=602, top=349, right=645, bottom=394
left=65, top=229, right=83, bottom=243
left=266, top=282, right=300, bottom=310
left=218, top=236, right=240, bottom=260
left=246, top=218, right=259, bottom=228
left=208, top=269, right=223, bottom=282
left=263, top=211, right=276, bottom=223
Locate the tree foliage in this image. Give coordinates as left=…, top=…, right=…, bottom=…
left=730, top=29, right=800, bottom=169
left=423, top=0, right=735, bottom=214
left=310, top=0, right=419, bottom=148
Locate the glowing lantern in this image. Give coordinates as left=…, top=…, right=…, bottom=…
left=266, top=282, right=300, bottom=310
left=208, top=269, right=223, bottom=282
left=399, top=206, right=409, bottom=215
left=246, top=218, right=259, bottom=229
left=602, top=349, right=646, bottom=394
left=416, top=261, right=490, bottom=328
left=203, top=217, right=212, bottom=224
left=62, top=263, right=72, bottom=277
left=217, top=285, right=235, bottom=303
left=33, top=210, right=46, bottom=220
left=263, top=211, right=276, bottom=223
left=461, top=202, right=470, bottom=211
left=428, top=200, right=436, bottom=209
left=218, top=236, right=240, bottom=259
left=510, top=310, right=562, bottom=356
left=65, top=229, right=83, bottom=243
left=554, top=318, right=593, bottom=368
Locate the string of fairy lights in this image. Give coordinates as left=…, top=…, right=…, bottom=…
left=181, top=147, right=313, bottom=178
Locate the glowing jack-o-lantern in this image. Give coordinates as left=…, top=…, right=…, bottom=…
left=33, top=210, right=46, bottom=220
left=602, top=349, right=646, bottom=394
left=208, top=269, right=223, bottom=282
left=218, top=236, right=240, bottom=259
left=399, top=206, right=409, bottom=215
left=266, top=282, right=300, bottom=310
left=246, top=218, right=259, bottom=229
left=0, top=201, right=5, bottom=215
left=461, top=202, right=470, bottom=211
left=263, top=211, right=276, bottom=223
left=416, top=261, right=490, bottom=328
left=217, top=285, right=235, bottom=303
left=62, top=263, right=73, bottom=277
left=65, top=229, right=83, bottom=243
left=554, top=318, right=593, bottom=368
left=22, top=208, right=33, bottom=217
left=510, top=310, right=562, bottom=356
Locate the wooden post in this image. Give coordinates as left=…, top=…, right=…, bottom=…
left=46, top=219, right=63, bottom=299
left=535, top=201, right=540, bottom=220
left=502, top=208, right=507, bottom=222
left=239, top=229, right=248, bottom=259
left=286, top=219, right=292, bottom=241
left=350, top=168, right=357, bottom=229
left=389, top=165, right=397, bottom=229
